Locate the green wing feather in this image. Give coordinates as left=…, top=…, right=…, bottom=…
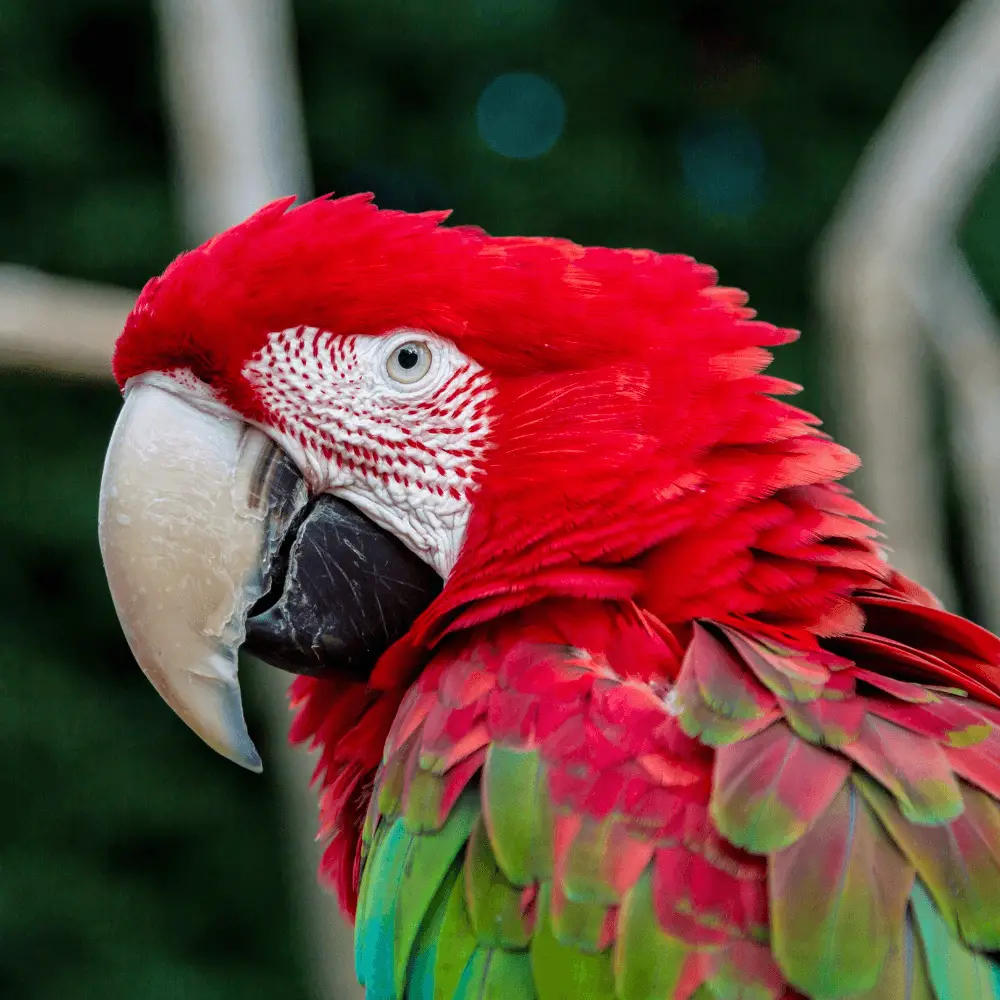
left=530, top=885, right=616, bottom=1000
left=769, top=781, right=912, bottom=998
left=613, top=870, right=696, bottom=1000
left=355, top=791, right=478, bottom=999
left=464, top=816, right=533, bottom=949
left=354, top=618, right=1000, bottom=1000
left=430, top=869, right=478, bottom=1000
left=482, top=746, right=553, bottom=885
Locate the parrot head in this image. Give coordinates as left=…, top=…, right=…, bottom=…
left=100, top=194, right=852, bottom=773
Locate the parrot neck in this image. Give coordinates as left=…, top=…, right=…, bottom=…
left=288, top=595, right=681, bottom=915
left=373, top=437, right=889, bottom=688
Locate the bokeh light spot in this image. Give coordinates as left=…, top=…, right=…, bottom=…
left=679, top=113, right=766, bottom=218
left=476, top=72, right=566, bottom=159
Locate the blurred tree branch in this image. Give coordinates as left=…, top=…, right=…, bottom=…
left=0, top=266, right=131, bottom=378
left=818, top=0, right=1000, bottom=622
left=154, top=0, right=312, bottom=241
left=154, top=2, right=360, bottom=999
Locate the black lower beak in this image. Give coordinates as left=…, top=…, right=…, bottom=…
left=244, top=495, right=442, bottom=681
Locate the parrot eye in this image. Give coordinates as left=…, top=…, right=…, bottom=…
left=386, top=341, right=432, bottom=385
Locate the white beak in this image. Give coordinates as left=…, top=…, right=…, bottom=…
left=98, top=380, right=306, bottom=771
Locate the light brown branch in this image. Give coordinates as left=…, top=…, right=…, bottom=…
left=818, top=0, right=1000, bottom=610
left=0, top=265, right=131, bottom=379
left=154, top=0, right=312, bottom=239
left=154, top=3, right=358, bottom=998
left=923, top=254, right=1000, bottom=630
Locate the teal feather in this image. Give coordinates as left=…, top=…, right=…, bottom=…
left=358, top=816, right=412, bottom=998
left=911, top=880, right=1000, bottom=1000
left=393, top=794, right=480, bottom=995
left=355, top=792, right=479, bottom=1000
left=356, top=819, right=387, bottom=977
left=405, top=860, right=460, bottom=1000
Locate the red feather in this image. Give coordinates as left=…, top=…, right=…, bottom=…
left=116, top=197, right=1000, bottom=993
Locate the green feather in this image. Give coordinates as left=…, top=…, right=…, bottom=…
left=393, top=793, right=480, bottom=996
left=482, top=745, right=553, bottom=885
left=549, top=890, right=611, bottom=953
left=562, top=815, right=618, bottom=905
left=432, top=869, right=479, bottom=1000
left=850, top=911, right=934, bottom=1000
left=780, top=697, right=863, bottom=749
left=770, top=782, right=912, bottom=999
left=673, top=625, right=784, bottom=748
left=723, top=630, right=827, bottom=703
left=613, top=869, right=694, bottom=1000
left=406, top=861, right=461, bottom=1000
left=858, top=776, right=1000, bottom=952
left=464, top=815, right=532, bottom=948
left=706, top=952, right=782, bottom=1000
left=457, top=950, right=537, bottom=1000
left=530, top=884, right=615, bottom=1000
left=404, top=763, right=452, bottom=834
left=356, top=819, right=388, bottom=976
left=453, top=950, right=491, bottom=1000
left=911, top=880, right=1000, bottom=1000
left=482, top=951, right=536, bottom=1000
left=378, top=740, right=412, bottom=819
left=711, top=721, right=850, bottom=853
left=675, top=687, right=778, bottom=745
left=842, top=718, right=963, bottom=825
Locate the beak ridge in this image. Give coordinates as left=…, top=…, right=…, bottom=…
left=98, top=381, right=306, bottom=771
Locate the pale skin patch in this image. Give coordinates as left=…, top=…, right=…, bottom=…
left=243, top=327, right=496, bottom=578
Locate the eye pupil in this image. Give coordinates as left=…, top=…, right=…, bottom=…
left=397, top=347, right=420, bottom=370
left=386, top=339, right=432, bottom=384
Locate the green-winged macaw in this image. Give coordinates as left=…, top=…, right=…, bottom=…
left=99, top=194, right=1000, bottom=1000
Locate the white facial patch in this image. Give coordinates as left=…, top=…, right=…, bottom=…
left=243, top=328, right=495, bottom=578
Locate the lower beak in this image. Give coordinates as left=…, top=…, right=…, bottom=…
left=98, top=381, right=441, bottom=771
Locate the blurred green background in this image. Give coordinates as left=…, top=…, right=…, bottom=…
left=1, top=0, right=999, bottom=997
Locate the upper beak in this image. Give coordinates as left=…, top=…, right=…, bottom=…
left=98, top=381, right=441, bottom=771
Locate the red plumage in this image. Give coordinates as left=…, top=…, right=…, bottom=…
left=117, top=195, right=1000, bottom=997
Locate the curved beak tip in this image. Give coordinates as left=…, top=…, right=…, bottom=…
left=156, top=665, right=264, bottom=773
left=99, top=380, right=304, bottom=773
left=212, top=671, right=263, bottom=773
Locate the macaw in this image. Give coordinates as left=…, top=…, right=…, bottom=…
left=99, top=194, right=1000, bottom=1000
